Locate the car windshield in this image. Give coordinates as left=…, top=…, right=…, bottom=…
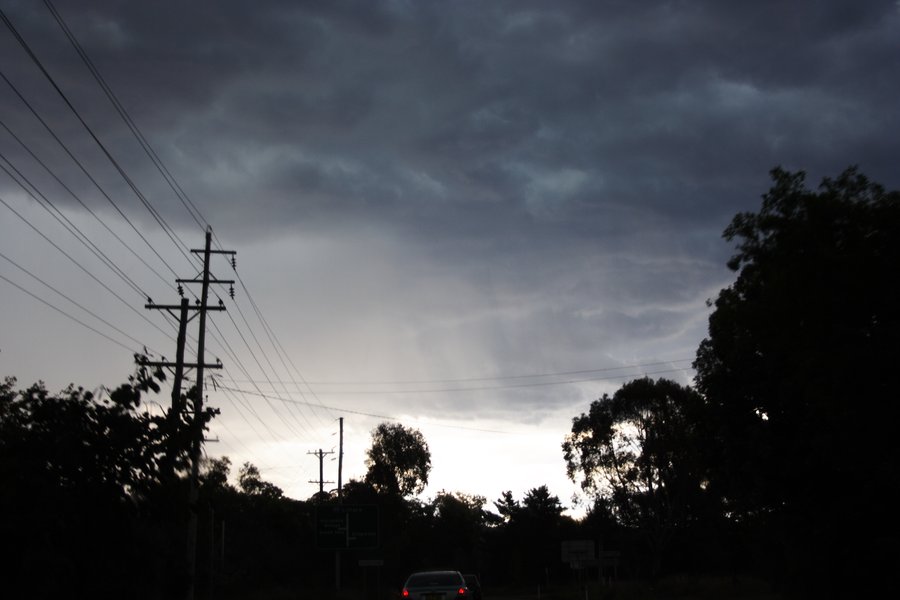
left=407, top=572, right=461, bottom=587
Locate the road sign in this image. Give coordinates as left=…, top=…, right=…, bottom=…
left=561, top=539, right=595, bottom=563
left=359, top=559, right=384, bottom=567
left=316, top=504, right=379, bottom=549
left=599, top=550, right=621, bottom=567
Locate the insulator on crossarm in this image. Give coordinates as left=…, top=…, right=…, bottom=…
left=231, top=256, right=236, bottom=269
left=177, top=284, right=184, bottom=297
left=229, top=284, right=235, bottom=299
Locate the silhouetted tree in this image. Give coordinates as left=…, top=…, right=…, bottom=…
left=562, top=377, right=708, bottom=579
left=340, top=477, right=380, bottom=502
left=364, top=422, right=431, bottom=497
left=493, top=490, right=520, bottom=524
left=238, top=461, right=284, bottom=499
left=490, top=486, right=569, bottom=586
left=694, top=167, right=900, bottom=595
left=195, top=455, right=323, bottom=596
left=521, top=485, right=566, bottom=521
left=200, top=456, right=234, bottom=493
left=0, top=355, right=213, bottom=598
left=429, top=491, right=492, bottom=568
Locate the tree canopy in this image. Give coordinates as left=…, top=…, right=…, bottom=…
left=562, top=377, right=708, bottom=577
left=694, top=166, right=900, bottom=593
left=364, top=422, right=432, bottom=497
left=0, top=363, right=200, bottom=597
left=238, top=461, right=285, bottom=499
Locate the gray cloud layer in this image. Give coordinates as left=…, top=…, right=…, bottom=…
left=6, top=1, right=897, bottom=237
left=1, top=1, right=898, bottom=496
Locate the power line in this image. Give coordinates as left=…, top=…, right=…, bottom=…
left=228, top=266, right=337, bottom=428
left=221, top=307, right=318, bottom=441
left=219, top=289, right=327, bottom=438
left=0, top=271, right=140, bottom=354
left=217, top=384, right=514, bottom=434
left=206, top=321, right=330, bottom=452
left=0, top=148, right=148, bottom=299
left=216, top=371, right=305, bottom=447
left=0, top=193, right=176, bottom=340
left=0, top=249, right=152, bottom=351
left=43, top=0, right=209, bottom=234
left=0, top=66, right=187, bottom=280
left=206, top=318, right=320, bottom=447
left=0, top=116, right=176, bottom=292
left=0, top=8, right=197, bottom=270
left=271, top=367, right=693, bottom=394
left=220, top=359, right=696, bottom=389
left=217, top=382, right=272, bottom=441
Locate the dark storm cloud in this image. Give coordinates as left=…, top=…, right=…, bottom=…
left=5, top=0, right=895, bottom=240
left=2, top=0, right=898, bottom=386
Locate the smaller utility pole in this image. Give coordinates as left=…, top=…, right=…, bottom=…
left=337, top=417, right=344, bottom=501
left=307, top=449, right=335, bottom=494
left=335, top=417, right=345, bottom=593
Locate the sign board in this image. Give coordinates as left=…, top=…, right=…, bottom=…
left=599, top=550, right=621, bottom=568
left=561, top=540, right=595, bottom=563
left=359, top=559, right=384, bottom=567
left=316, top=504, right=379, bottom=549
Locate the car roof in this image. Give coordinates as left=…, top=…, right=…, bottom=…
left=405, top=571, right=463, bottom=584
left=408, top=570, right=461, bottom=576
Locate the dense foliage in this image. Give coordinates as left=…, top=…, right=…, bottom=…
left=693, top=167, right=900, bottom=595
left=562, top=167, right=899, bottom=597
left=563, top=378, right=711, bottom=579
left=0, top=357, right=222, bottom=598
left=364, top=422, right=432, bottom=497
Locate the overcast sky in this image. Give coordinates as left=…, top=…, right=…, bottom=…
left=1, top=0, right=898, bottom=515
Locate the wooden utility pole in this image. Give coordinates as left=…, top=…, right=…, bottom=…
left=335, top=416, right=345, bottom=592
left=144, top=298, right=190, bottom=476
left=145, top=227, right=235, bottom=600
left=338, top=417, right=344, bottom=501
left=308, top=449, right=335, bottom=494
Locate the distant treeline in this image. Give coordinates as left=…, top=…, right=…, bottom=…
left=2, top=167, right=898, bottom=599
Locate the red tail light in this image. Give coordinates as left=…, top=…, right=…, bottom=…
left=402, top=590, right=410, bottom=598
left=457, top=588, right=467, bottom=597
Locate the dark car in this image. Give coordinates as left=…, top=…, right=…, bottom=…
left=402, top=570, right=469, bottom=600
left=462, top=574, right=482, bottom=600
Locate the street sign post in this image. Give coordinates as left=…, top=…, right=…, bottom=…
left=561, top=539, right=596, bottom=564
left=316, top=504, right=379, bottom=549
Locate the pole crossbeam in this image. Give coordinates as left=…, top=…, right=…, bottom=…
left=175, top=278, right=234, bottom=285
left=145, top=303, right=226, bottom=310
left=189, top=248, right=236, bottom=256
left=140, top=361, right=223, bottom=370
